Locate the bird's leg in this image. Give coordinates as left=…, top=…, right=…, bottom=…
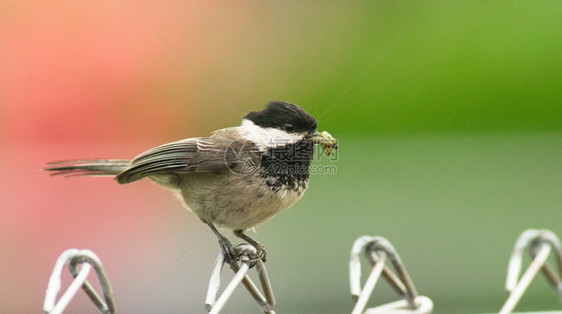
left=233, top=230, right=267, bottom=262
left=208, top=223, right=237, bottom=263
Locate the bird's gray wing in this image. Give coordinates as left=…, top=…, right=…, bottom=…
left=116, top=137, right=260, bottom=184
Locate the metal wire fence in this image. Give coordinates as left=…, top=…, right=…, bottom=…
left=43, top=228, right=562, bottom=313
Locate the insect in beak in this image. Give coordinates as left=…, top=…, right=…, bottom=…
left=308, top=131, right=338, bottom=156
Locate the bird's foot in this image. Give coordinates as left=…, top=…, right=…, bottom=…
left=232, top=229, right=267, bottom=265
left=218, top=235, right=237, bottom=264
left=247, top=243, right=267, bottom=264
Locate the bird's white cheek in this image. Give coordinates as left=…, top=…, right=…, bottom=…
left=238, top=120, right=304, bottom=149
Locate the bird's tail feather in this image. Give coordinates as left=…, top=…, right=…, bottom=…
left=45, top=159, right=130, bottom=178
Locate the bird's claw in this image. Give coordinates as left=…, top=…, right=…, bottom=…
left=219, top=237, right=267, bottom=267
left=218, top=236, right=237, bottom=264
left=247, top=243, right=267, bottom=264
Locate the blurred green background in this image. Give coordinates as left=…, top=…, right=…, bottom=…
left=2, top=1, right=561, bottom=313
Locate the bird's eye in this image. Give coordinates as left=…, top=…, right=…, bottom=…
left=284, top=123, right=294, bottom=132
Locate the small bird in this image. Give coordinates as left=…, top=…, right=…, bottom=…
left=46, top=101, right=337, bottom=263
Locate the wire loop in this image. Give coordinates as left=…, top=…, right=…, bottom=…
left=350, top=236, right=433, bottom=314
left=205, top=244, right=275, bottom=314
left=43, top=249, right=116, bottom=314
left=500, top=229, right=562, bottom=314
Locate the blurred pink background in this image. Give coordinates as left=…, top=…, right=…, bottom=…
left=1, top=2, right=279, bottom=312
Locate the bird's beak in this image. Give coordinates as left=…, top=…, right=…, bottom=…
left=308, top=130, right=338, bottom=156
left=306, top=130, right=320, bottom=139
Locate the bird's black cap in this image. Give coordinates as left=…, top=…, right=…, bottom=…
left=244, top=101, right=317, bottom=133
